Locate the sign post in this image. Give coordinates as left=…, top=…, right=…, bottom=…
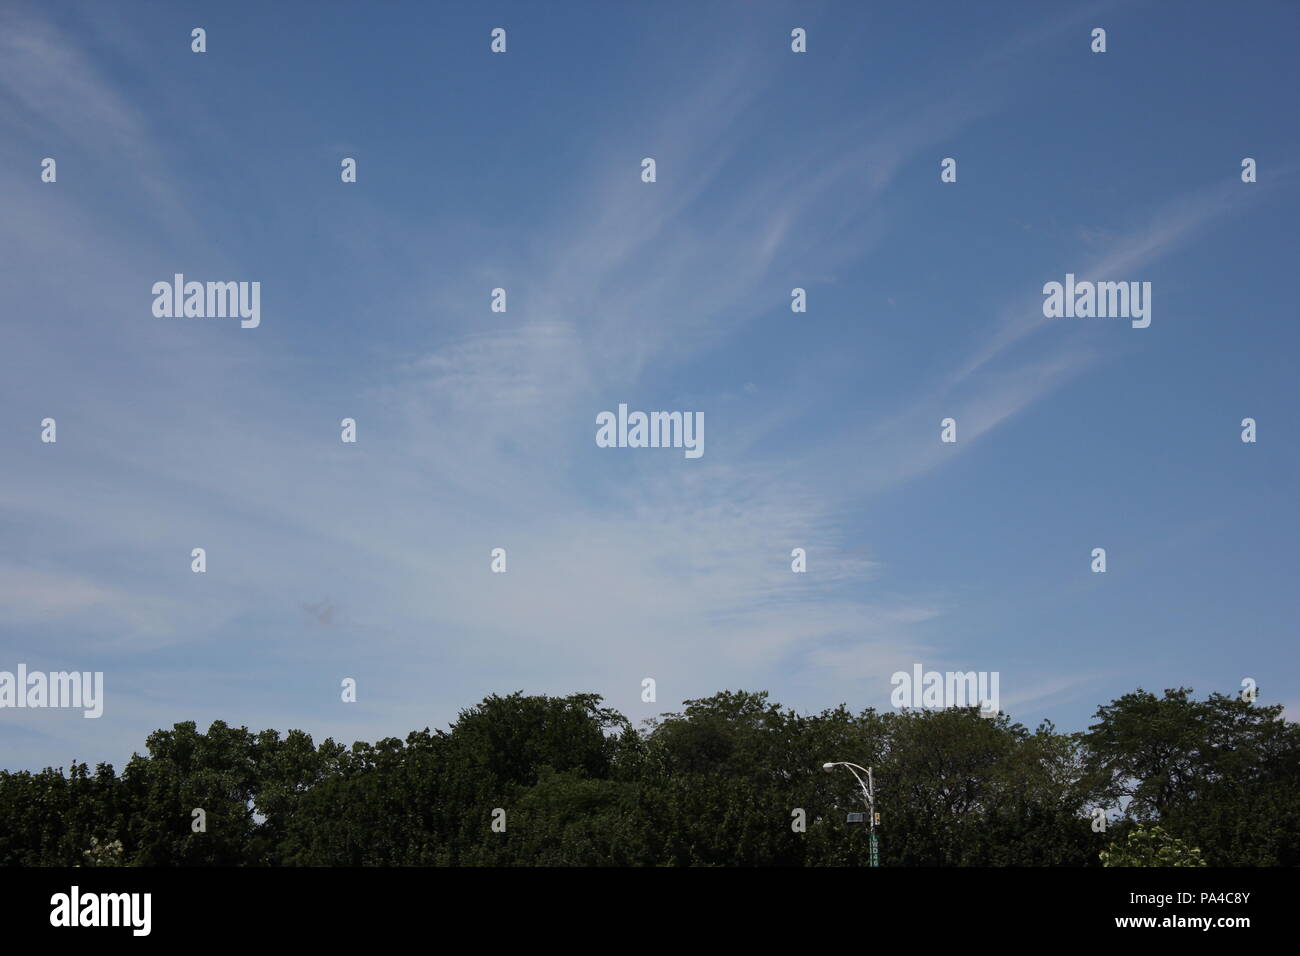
left=866, top=767, right=879, bottom=867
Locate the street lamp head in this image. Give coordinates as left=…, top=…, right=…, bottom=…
left=822, top=762, right=836, bottom=772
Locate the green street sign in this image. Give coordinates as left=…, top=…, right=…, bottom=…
left=869, top=832, right=880, bottom=867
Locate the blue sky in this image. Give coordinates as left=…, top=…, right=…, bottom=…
left=2, top=0, right=1298, bottom=772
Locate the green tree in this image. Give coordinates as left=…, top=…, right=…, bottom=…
left=1100, top=824, right=1207, bottom=867
left=1084, top=687, right=1300, bottom=865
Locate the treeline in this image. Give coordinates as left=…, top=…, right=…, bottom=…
left=2, top=687, right=1297, bottom=866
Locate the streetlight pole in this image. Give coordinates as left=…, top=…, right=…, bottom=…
left=823, top=761, right=880, bottom=867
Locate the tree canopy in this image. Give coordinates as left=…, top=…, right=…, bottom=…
left=2, top=686, right=1296, bottom=866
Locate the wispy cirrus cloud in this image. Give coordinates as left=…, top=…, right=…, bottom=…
left=4, top=1, right=1291, bottom=775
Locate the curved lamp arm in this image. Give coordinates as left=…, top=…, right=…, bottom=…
left=823, top=761, right=874, bottom=809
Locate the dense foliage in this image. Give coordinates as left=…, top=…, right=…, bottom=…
left=1100, top=825, right=1207, bottom=867
left=2, top=687, right=1296, bottom=866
